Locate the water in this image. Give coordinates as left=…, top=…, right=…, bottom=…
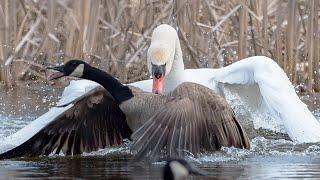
left=2, top=155, right=320, bottom=179
left=1, top=84, right=320, bottom=179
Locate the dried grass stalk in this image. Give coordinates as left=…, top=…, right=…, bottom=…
left=0, top=0, right=317, bottom=92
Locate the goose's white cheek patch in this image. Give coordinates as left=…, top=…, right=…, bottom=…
left=70, top=64, right=84, bottom=77
left=170, top=161, right=189, bottom=180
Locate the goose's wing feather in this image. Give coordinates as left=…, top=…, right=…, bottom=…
left=0, top=86, right=132, bottom=159
left=213, top=56, right=320, bottom=143
left=131, top=82, right=250, bottom=161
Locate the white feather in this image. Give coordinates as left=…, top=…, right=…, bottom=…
left=211, top=56, right=320, bottom=143
left=57, top=79, right=99, bottom=106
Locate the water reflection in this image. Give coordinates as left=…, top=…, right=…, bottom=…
left=2, top=155, right=320, bottom=179
left=0, top=157, right=160, bottom=179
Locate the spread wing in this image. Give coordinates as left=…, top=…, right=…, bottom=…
left=0, top=86, right=132, bottom=159
left=212, top=56, right=320, bottom=142
left=131, top=82, right=250, bottom=161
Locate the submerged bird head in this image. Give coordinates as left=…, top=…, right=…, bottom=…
left=163, top=158, right=207, bottom=180
left=47, top=60, right=88, bottom=80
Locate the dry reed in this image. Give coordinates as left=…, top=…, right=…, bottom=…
left=0, top=0, right=318, bottom=93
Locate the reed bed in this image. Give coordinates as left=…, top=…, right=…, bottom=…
left=0, top=0, right=318, bottom=92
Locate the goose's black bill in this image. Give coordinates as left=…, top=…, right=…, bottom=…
left=47, top=65, right=66, bottom=80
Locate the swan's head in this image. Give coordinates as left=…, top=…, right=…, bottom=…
left=147, top=46, right=175, bottom=94
left=47, top=60, right=88, bottom=80
left=147, top=24, right=180, bottom=94
left=163, top=158, right=207, bottom=180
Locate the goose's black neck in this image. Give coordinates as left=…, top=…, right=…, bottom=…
left=82, top=66, right=133, bottom=104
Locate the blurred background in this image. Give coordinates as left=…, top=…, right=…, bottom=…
left=0, top=0, right=318, bottom=93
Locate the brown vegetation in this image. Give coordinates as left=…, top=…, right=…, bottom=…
left=0, top=0, right=319, bottom=92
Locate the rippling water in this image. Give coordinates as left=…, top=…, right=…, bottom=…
left=1, top=84, right=320, bottom=179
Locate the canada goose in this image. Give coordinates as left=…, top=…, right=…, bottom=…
left=163, top=158, right=207, bottom=180
left=0, top=60, right=249, bottom=160
left=130, top=24, right=320, bottom=143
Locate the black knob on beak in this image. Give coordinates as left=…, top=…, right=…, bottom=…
left=152, top=63, right=166, bottom=79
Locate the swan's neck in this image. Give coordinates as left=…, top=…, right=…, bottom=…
left=82, top=66, right=133, bottom=104
left=164, top=36, right=185, bottom=94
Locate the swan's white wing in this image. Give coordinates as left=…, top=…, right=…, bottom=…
left=212, top=56, right=320, bottom=143
left=0, top=80, right=99, bottom=153
left=57, top=79, right=100, bottom=106
left=129, top=79, right=152, bottom=92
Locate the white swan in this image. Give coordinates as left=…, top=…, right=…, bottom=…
left=130, top=24, right=320, bottom=143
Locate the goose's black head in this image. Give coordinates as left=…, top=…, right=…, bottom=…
left=47, top=60, right=88, bottom=80
left=163, top=158, right=207, bottom=180
left=47, top=59, right=133, bottom=104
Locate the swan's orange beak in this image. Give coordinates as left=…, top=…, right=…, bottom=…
left=152, top=75, right=164, bottom=94
left=151, top=63, right=166, bottom=94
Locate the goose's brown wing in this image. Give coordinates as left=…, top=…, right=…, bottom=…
left=131, top=82, right=250, bottom=162
left=0, top=86, right=132, bottom=159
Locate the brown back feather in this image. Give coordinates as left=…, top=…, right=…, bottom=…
left=131, top=82, right=250, bottom=161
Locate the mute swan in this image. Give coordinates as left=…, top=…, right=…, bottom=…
left=130, top=24, right=320, bottom=143
left=0, top=60, right=249, bottom=159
